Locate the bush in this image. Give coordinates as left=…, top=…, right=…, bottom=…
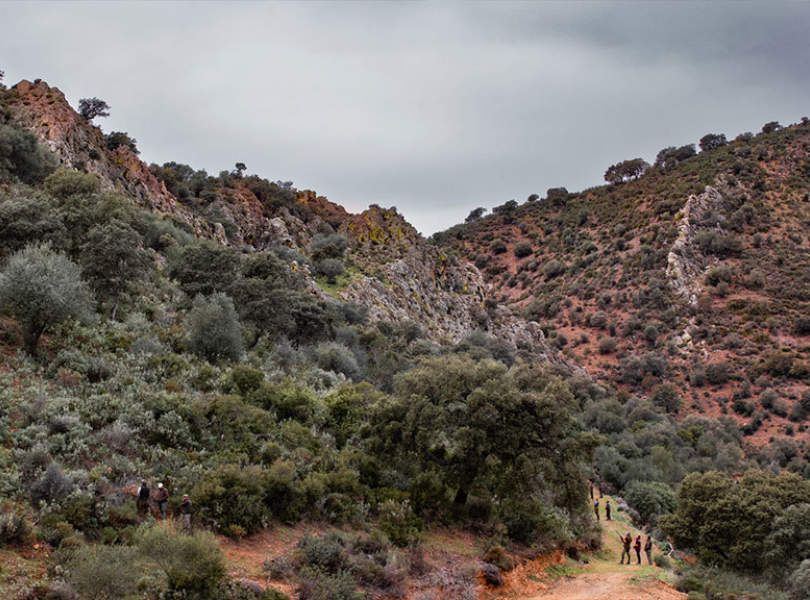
left=136, top=525, right=226, bottom=598
left=513, top=241, right=532, bottom=258
left=589, top=311, right=608, bottom=329
left=66, top=544, right=140, bottom=600
left=376, top=499, right=421, bottom=547
left=295, top=567, right=360, bottom=600
left=193, top=464, right=271, bottom=535
left=0, top=510, right=31, bottom=546
left=313, top=342, right=360, bottom=379
left=317, top=258, right=345, bottom=284
left=311, top=234, right=348, bottom=262
left=0, top=123, right=56, bottom=184
left=104, top=131, right=138, bottom=153
left=652, top=383, right=681, bottom=414
left=187, top=292, right=244, bottom=363
left=598, top=337, right=618, bottom=354
left=705, top=362, right=730, bottom=385
left=542, top=260, right=566, bottom=280
left=791, top=559, right=810, bottom=600
left=30, top=462, right=73, bottom=504
left=43, top=168, right=101, bottom=198
left=624, top=480, right=676, bottom=527
left=0, top=244, right=93, bottom=354
left=490, top=239, right=507, bottom=254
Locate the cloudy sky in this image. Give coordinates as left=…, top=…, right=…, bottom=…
left=2, top=2, right=809, bottom=234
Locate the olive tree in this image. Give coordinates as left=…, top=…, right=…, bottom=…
left=0, top=244, right=93, bottom=355
left=187, top=292, right=243, bottom=363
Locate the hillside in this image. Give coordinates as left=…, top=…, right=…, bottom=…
left=2, top=72, right=809, bottom=600
left=436, top=121, right=810, bottom=448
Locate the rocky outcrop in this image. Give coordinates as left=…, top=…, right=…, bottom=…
left=666, top=186, right=724, bottom=306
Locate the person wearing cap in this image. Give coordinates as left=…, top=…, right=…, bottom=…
left=180, top=494, right=192, bottom=533
left=155, top=483, right=169, bottom=520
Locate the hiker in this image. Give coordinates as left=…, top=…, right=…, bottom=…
left=645, top=536, right=654, bottom=565
left=634, top=535, right=642, bottom=564
left=599, top=481, right=605, bottom=498
left=593, top=498, right=599, bottom=521
left=605, top=500, right=612, bottom=521
left=180, top=494, right=192, bottom=533
left=155, top=483, right=169, bottom=520
left=619, top=532, right=632, bottom=564
left=589, top=481, right=594, bottom=499
left=137, top=480, right=150, bottom=516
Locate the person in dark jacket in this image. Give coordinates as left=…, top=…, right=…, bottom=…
left=154, top=483, right=169, bottom=520
left=645, top=536, right=654, bottom=565
left=137, top=480, right=150, bottom=516
left=619, top=532, right=632, bottom=564
left=605, top=500, right=612, bottom=521
left=589, top=481, right=594, bottom=499
left=180, top=494, right=192, bottom=533
left=634, top=535, right=642, bottom=564
left=593, top=498, right=599, bottom=520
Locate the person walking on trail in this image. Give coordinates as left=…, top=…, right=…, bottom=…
left=137, top=480, right=150, bottom=516
left=180, top=494, right=192, bottom=533
left=599, top=481, right=605, bottom=498
left=605, top=500, right=612, bottom=521
left=634, top=535, right=642, bottom=564
left=619, top=532, right=632, bottom=564
left=593, top=498, right=600, bottom=521
left=589, top=481, right=594, bottom=499
left=645, top=536, right=654, bottom=565
left=155, top=483, right=169, bottom=520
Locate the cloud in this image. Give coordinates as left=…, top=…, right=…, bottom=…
left=2, top=1, right=809, bottom=234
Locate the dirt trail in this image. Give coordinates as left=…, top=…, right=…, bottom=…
left=522, top=497, right=685, bottom=600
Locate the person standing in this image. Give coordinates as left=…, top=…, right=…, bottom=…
left=645, top=536, right=654, bottom=565
left=155, top=483, right=169, bottom=520
left=605, top=500, right=612, bottom=521
left=180, top=494, right=192, bottom=533
left=619, top=532, right=632, bottom=564
left=593, top=498, right=600, bottom=521
left=137, top=480, right=150, bottom=516
left=589, top=481, right=594, bottom=499
left=599, top=481, right=605, bottom=498
left=634, top=535, right=642, bottom=564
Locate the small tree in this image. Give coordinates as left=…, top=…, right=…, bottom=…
left=187, top=292, right=243, bottom=363
left=0, top=244, right=93, bottom=354
left=604, top=158, right=649, bottom=184
left=234, top=162, right=246, bottom=177
left=465, top=207, right=486, bottom=223
left=762, top=121, right=782, bottom=134
left=80, top=219, right=151, bottom=318
left=699, top=133, right=727, bottom=152
left=78, top=97, right=110, bottom=121
left=104, top=131, right=138, bottom=154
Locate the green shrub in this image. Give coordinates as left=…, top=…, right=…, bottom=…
left=705, top=362, right=730, bottom=385
left=654, top=553, right=671, bottom=569
left=295, top=567, right=360, bottom=600
left=0, top=244, right=93, bottom=354
left=136, top=525, right=226, bottom=598
left=598, top=336, right=618, bottom=354
left=43, top=168, right=100, bottom=198
left=0, top=123, right=56, bottom=184
left=513, top=241, right=532, bottom=258
left=317, top=258, right=345, bottom=284
left=66, top=544, right=141, bottom=600
left=231, top=365, right=265, bottom=395
left=0, top=510, right=31, bottom=546
left=490, top=239, right=507, bottom=254
left=376, top=499, right=421, bottom=547
left=542, top=259, right=566, bottom=280
left=187, top=292, right=244, bottom=363
left=624, top=480, right=676, bottom=527
left=192, top=464, right=270, bottom=535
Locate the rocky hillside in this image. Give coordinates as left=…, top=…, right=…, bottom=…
left=436, top=120, right=810, bottom=445
left=4, top=78, right=554, bottom=356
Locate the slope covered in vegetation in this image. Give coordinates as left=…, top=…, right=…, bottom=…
left=1, top=71, right=810, bottom=600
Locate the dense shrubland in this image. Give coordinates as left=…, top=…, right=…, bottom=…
left=3, top=83, right=810, bottom=599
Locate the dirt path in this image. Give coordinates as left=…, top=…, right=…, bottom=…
left=522, top=497, right=685, bottom=600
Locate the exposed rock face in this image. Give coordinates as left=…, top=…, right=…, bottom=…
left=666, top=186, right=724, bottom=306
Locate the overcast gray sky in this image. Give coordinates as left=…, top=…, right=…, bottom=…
left=2, top=1, right=809, bottom=234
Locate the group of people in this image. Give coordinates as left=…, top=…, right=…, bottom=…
left=620, top=532, right=654, bottom=566
left=136, top=480, right=193, bottom=533
left=591, top=478, right=657, bottom=567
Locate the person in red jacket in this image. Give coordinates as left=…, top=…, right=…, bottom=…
left=634, top=535, right=642, bottom=564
